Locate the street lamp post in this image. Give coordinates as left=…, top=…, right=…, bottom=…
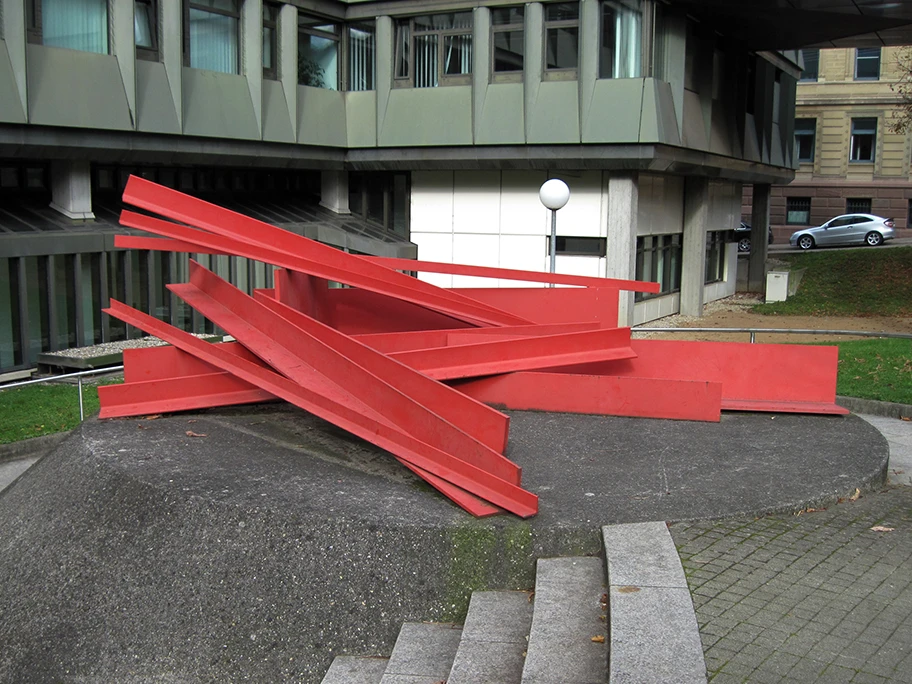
left=539, top=179, right=571, bottom=287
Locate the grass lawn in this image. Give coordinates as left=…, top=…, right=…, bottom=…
left=753, top=246, right=912, bottom=317
left=827, top=338, right=912, bottom=405
left=0, top=380, right=114, bottom=445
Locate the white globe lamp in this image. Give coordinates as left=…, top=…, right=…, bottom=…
left=539, top=179, right=571, bottom=285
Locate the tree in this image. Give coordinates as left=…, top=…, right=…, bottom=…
left=888, top=46, right=912, bottom=134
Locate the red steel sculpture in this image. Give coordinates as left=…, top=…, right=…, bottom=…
left=101, top=176, right=848, bottom=518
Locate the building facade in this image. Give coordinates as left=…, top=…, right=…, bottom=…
left=5, top=0, right=907, bottom=375
left=746, top=45, right=912, bottom=241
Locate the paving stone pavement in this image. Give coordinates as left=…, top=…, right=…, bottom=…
left=671, top=485, right=912, bottom=683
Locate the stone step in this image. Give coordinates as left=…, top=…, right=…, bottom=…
left=379, top=621, right=462, bottom=684
left=447, top=590, right=534, bottom=684
left=602, top=522, right=707, bottom=684
left=320, top=655, right=388, bottom=684
left=520, top=557, right=608, bottom=684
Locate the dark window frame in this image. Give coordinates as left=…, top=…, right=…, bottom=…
left=634, top=233, right=682, bottom=302
left=543, top=2, right=580, bottom=79
left=794, top=118, right=816, bottom=163
left=704, top=230, right=726, bottom=284
left=850, top=117, right=877, bottom=163
left=799, top=48, right=819, bottom=81
left=491, top=6, right=524, bottom=81
left=846, top=198, right=872, bottom=215
left=346, top=21, right=376, bottom=91
left=550, top=236, right=607, bottom=257
left=854, top=47, right=881, bottom=81
left=599, top=0, right=643, bottom=80
left=298, top=13, right=341, bottom=89
left=348, top=171, right=411, bottom=237
left=785, top=197, right=811, bottom=225
left=183, top=0, right=241, bottom=74
left=135, top=0, right=160, bottom=62
left=262, top=2, right=279, bottom=80
left=27, top=0, right=111, bottom=53
left=394, top=13, right=474, bottom=89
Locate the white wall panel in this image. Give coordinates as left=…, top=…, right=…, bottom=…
left=637, top=173, right=684, bottom=236
left=551, top=172, right=604, bottom=238
left=556, top=256, right=605, bottom=278
left=410, top=171, right=455, bottom=233
left=498, top=171, right=550, bottom=235
left=453, top=171, right=502, bottom=234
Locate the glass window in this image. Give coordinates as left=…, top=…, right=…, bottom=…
left=263, top=3, right=278, bottom=80
left=786, top=197, right=811, bottom=225
left=545, top=2, right=579, bottom=72
left=298, top=15, right=340, bottom=89
left=348, top=22, right=376, bottom=91
left=187, top=0, right=240, bottom=74
left=794, top=118, right=816, bottom=162
left=349, top=171, right=410, bottom=235
left=553, top=236, right=607, bottom=257
left=635, top=234, right=681, bottom=302
left=704, top=231, right=726, bottom=284
left=599, top=0, right=642, bottom=79
left=135, top=0, right=158, bottom=61
left=799, top=48, right=819, bottom=81
left=395, top=13, right=473, bottom=88
left=846, top=198, right=872, bottom=214
left=492, top=7, right=524, bottom=74
left=850, top=117, right=877, bottom=162
left=35, top=0, right=109, bottom=54
left=855, top=47, right=881, bottom=80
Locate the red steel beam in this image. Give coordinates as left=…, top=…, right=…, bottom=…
left=102, top=300, right=538, bottom=517
left=254, top=289, right=511, bottom=454
left=388, top=327, right=636, bottom=380
left=367, top=256, right=661, bottom=293
left=173, top=262, right=521, bottom=483
left=121, top=177, right=530, bottom=326
left=451, top=372, right=723, bottom=422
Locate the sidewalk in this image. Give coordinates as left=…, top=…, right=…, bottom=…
left=670, top=413, right=912, bottom=684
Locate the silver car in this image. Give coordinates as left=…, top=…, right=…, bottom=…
left=789, top=214, right=895, bottom=250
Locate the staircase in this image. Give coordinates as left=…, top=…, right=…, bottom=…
left=321, top=522, right=707, bottom=684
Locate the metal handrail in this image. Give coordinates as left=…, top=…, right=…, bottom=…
left=1, top=366, right=125, bottom=421
left=633, top=328, right=912, bottom=343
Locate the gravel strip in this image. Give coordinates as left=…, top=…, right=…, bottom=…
left=632, top=294, right=764, bottom=337
left=41, top=334, right=222, bottom=360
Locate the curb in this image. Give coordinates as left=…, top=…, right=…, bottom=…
left=0, top=433, right=69, bottom=464
left=837, top=396, right=912, bottom=420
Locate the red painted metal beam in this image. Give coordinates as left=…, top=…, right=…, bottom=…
left=451, top=372, right=723, bottom=422
left=102, top=300, right=538, bottom=517
left=450, top=287, right=622, bottom=327
left=388, top=327, right=636, bottom=380
left=354, top=322, right=602, bottom=354
left=367, top=256, right=661, bottom=293
left=254, top=289, right=511, bottom=454
left=172, top=261, right=520, bottom=482
left=115, top=234, right=224, bottom=255
left=121, top=177, right=530, bottom=327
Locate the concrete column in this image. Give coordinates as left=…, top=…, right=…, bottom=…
left=748, top=183, right=771, bottom=292
left=605, top=173, right=638, bottom=326
left=161, top=0, right=182, bottom=129
left=523, top=3, right=543, bottom=141
left=110, top=0, right=136, bottom=122
left=320, top=171, right=350, bottom=214
left=242, top=0, right=263, bottom=131
left=278, top=3, right=297, bottom=131
left=50, top=160, right=94, bottom=220
left=680, top=177, right=709, bottom=316
left=578, top=0, right=599, bottom=134
left=472, top=7, right=491, bottom=142
left=376, top=16, right=393, bottom=136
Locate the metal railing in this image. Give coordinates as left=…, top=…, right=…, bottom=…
left=632, top=328, right=912, bottom=343
left=2, top=366, right=125, bottom=422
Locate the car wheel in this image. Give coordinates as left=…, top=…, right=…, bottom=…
left=797, top=235, right=815, bottom=250
left=865, top=231, right=883, bottom=246
left=738, top=238, right=751, bottom=252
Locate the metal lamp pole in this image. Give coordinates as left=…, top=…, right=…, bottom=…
left=539, top=179, right=571, bottom=287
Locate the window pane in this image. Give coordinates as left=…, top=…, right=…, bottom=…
left=134, top=0, right=155, bottom=48
left=43, top=0, right=108, bottom=54
left=263, top=27, right=275, bottom=70
left=298, top=33, right=339, bottom=89
left=786, top=197, right=811, bottom=225
left=493, top=29, right=524, bottom=72
left=349, top=24, right=375, bottom=91
left=600, top=0, right=641, bottom=79
left=189, top=8, right=238, bottom=74
left=414, top=33, right=439, bottom=87
left=443, top=34, right=472, bottom=75
left=546, top=3, right=579, bottom=22
left=800, top=48, right=819, bottom=81
left=395, top=22, right=410, bottom=79
left=392, top=174, right=409, bottom=238
left=546, top=26, right=578, bottom=69
left=492, top=7, right=524, bottom=25
left=855, top=47, right=881, bottom=80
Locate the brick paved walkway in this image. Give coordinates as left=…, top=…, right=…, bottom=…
left=671, top=486, right=912, bottom=684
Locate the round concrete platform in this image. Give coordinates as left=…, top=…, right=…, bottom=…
left=0, top=405, right=887, bottom=682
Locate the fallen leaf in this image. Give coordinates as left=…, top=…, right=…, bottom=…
left=901, top=416, right=911, bottom=422
left=186, top=430, right=208, bottom=438
left=795, top=507, right=826, bottom=515
left=591, top=635, right=606, bottom=643
left=870, top=526, right=895, bottom=532
left=144, top=414, right=162, bottom=420
left=617, top=586, right=641, bottom=594
left=849, top=488, right=861, bottom=502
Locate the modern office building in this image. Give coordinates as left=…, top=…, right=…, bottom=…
left=746, top=44, right=912, bottom=241
left=2, top=1, right=912, bottom=375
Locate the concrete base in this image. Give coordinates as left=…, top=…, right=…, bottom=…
left=0, top=404, right=887, bottom=682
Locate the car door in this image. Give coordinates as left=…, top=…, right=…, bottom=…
left=821, top=216, right=854, bottom=245
left=843, top=215, right=870, bottom=244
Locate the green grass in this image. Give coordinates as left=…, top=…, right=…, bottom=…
left=753, top=246, right=912, bottom=317
left=825, top=338, right=912, bottom=405
left=0, top=381, right=116, bottom=445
